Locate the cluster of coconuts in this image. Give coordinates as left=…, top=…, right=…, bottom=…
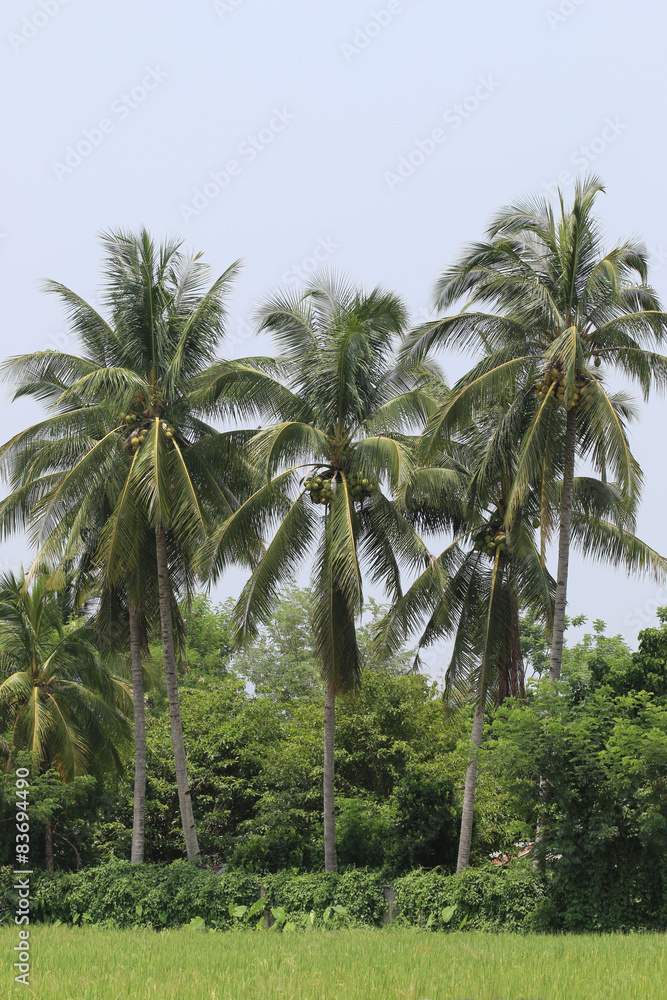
left=346, top=471, right=375, bottom=501
left=534, top=366, right=592, bottom=411
left=304, top=475, right=335, bottom=506
left=304, top=471, right=375, bottom=507
left=473, top=521, right=509, bottom=556
left=125, top=415, right=176, bottom=453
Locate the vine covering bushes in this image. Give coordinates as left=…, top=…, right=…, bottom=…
left=262, top=869, right=387, bottom=925
left=3, top=857, right=665, bottom=932
left=3, top=860, right=544, bottom=931
left=30, top=862, right=260, bottom=929
left=394, top=863, right=547, bottom=931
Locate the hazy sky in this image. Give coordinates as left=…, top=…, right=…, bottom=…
left=3, top=0, right=667, bottom=674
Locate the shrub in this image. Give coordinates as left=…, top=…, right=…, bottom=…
left=386, top=769, right=459, bottom=872
left=32, top=861, right=259, bottom=929
left=262, top=868, right=387, bottom=925
left=394, top=861, right=547, bottom=931
left=336, top=797, right=389, bottom=869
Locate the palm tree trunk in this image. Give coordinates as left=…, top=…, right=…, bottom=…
left=532, top=777, right=549, bottom=872
left=128, top=602, right=146, bottom=865
left=549, top=406, right=577, bottom=682
left=155, top=521, right=200, bottom=862
left=45, top=818, right=54, bottom=871
left=323, top=681, right=337, bottom=872
left=456, top=693, right=485, bottom=873
left=536, top=412, right=576, bottom=868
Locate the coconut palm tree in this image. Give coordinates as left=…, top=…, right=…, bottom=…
left=0, top=569, right=131, bottom=868
left=403, top=175, right=667, bottom=682
left=197, top=274, right=441, bottom=871
left=376, top=410, right=553, bottom=871
left=377, top=402, right=666, bottom=871
left=0, top=229, right=258, bottom=862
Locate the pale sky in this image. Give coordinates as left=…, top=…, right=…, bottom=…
left=3, top=0, right=667, bottom=673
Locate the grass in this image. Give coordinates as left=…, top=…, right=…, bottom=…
left=1, top=925, right=666, bottom=999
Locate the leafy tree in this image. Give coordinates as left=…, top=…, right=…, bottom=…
left=230, top=587, right=321, bottom=701
left=230, top=589, right=415, bottom=702
left=177, top=593, right=234, bottom=678
left=385, top=766, right=459, bottom=872
left=199, top=274, right=440, bottom=870
left=0, top=755, right=106, bottom=870
left=487, top=674, right=667, bottom=930
left=76, top=649, right=461, bottom=872
left=618, top=609, right=667, bottom=700
left=405, top=175, right=667, bottom=682
left=520, top=611, right=586, bottom=679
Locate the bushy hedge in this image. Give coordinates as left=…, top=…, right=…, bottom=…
left=1, top=862, right=389, bottom=929
left=0, top=859, right=587, bottom=933
left=394, top=861, right=547, bottom=931
left=30, top=861, right=260, bottom=929
left=262, top=869, right=387, bottom=925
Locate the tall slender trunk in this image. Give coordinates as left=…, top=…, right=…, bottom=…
left=129, top=602, right=146, bottom=865
left=549, top=406, right=577, bottom=682
left=456, top=693, right=485, bottom=873
left=533, top=777, right=549, bottom=872
left=323, top=681, right=337, bottom=872
left=535, top=410, right=577, bottom=869
left=45, top=818, right=54, bottom=871
left=155, top=521, right=200, bottom=862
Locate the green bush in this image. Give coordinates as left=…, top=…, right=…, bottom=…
left=386, top=769, right=459, bottom=873
left=394, top=861, right=547, bottom=931
left=262, top=869, right=387, bottom=925
left=32, top=861, right=259, bottom=929
left=20, top=856, right=663, bottom=933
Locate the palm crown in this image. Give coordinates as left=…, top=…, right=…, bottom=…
left=200, top=274, right=441, bottom=690
left=403, top=175, right=667, bottom=682
left=0, top=569, right=130, bottom=782
left=407, top=175, right=667, bottom=498
left=0, top=230, right=253, bottom=575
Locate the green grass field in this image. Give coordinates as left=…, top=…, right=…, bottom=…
left=2, top=926, right=665, bottom=999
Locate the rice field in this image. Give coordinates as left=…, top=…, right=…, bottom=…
left=1, top=925, right=665, bottom=999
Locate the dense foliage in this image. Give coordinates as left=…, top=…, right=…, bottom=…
left=3, top=588, right=667, bottom=930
